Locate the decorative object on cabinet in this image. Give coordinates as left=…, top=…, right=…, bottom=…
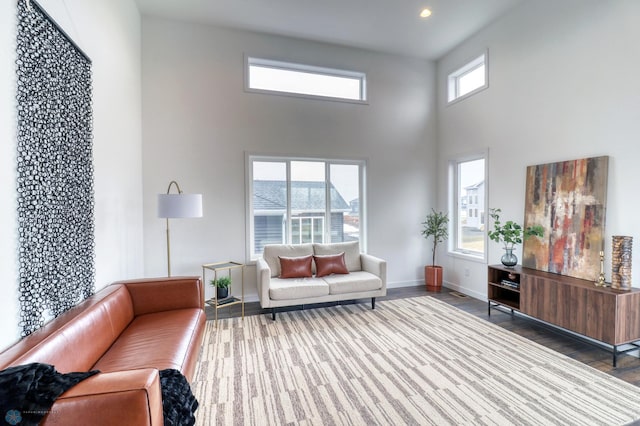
left=16, top=0, right=94, bottom=337
left=421, top=209, right=449, bottom=291
left=612, top=235, right=633, bottom=291
left=202, top=261, right=244, bottom=325
left=488, top=264, right=640, bottom=367
left=595, top=250, right=607, bottom=287
left=157, top=180, right=203, bottom=276
left=523, top=156, right=609, bottom=281
left=488, top=208, right=543, bottom=268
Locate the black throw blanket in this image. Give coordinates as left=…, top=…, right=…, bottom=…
left=159, top=369, right=199, bottom=426
left=0, top=364, right=198, bottom=426
left=0, top=363, right=98, bottom=425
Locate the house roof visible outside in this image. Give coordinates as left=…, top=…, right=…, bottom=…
left=253, top=180, right=350, bottom=213
left=464, top=180, right=485, bottom=191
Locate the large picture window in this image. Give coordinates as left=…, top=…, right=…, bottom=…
left=247, top=156, right=365, bottom=259
left=449, top=155, right=486, bottom=258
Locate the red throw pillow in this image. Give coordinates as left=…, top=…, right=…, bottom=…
left=314, top=252, right=349, bottom=277
left=279, top=255, right=313, bottom=278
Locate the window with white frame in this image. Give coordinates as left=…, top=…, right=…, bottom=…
left=246, top=56, right=367, bottom=102
left=447, top=52, right=488, bottom=103
left=450, top=155, right=486, bottom=257
left=247, top=156, right=365, bottom=259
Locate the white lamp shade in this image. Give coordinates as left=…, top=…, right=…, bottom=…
left=157, top=193, right=203, bottom=218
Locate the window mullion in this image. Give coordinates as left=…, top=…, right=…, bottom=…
left=286, top=161, right=292, bottom=244
left=325, top=162, right=331, bottom=243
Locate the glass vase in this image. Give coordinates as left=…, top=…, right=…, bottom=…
left=501, top=248, right=518, bottom=268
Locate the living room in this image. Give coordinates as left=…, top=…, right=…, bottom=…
left=1, top=0, right=638, bottom=355
left=1, top=0, right=640, bottom=423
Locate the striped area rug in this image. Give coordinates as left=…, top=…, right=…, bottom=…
left=192, top=296, right=640, bottom=425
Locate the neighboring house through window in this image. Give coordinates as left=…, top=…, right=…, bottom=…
left=449, top=155, right=487, bottom=258
left=248, top=156, right=365, bottom=259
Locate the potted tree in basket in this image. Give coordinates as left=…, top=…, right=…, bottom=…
left=210, top=276, right=231, bottom=299
left=488, top=208, right=544, bottom=268
left=421, top=209, right=449, bottom=292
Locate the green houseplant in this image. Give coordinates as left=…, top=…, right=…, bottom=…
left=488, top=208, right=544, bottom=267
left=421, top=209, right=449, bottom=291
left=210, top=275, right=231, bottom=299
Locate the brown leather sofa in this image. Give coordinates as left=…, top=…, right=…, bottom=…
left=0, top=277, right=206, bottom=425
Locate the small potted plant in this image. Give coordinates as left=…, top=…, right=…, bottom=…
left=421, top=209, right=449, bottom=291
left=210, top=276, right=231, bottom=299
left=488, top=208, right=544, bottom=267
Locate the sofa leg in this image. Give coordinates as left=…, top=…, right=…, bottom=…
left=372, top=298, right=376, bottom=310
left=271, top=308, right=276, bottom=321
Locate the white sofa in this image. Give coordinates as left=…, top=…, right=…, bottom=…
left=256, top=241, right=387, bottom=320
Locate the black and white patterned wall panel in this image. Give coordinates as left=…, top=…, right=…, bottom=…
left=15, top=0, right=95, bottom=337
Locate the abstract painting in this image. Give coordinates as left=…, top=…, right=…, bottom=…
left=16, top=0, right=94, bottom=336
left=523, top=156, right=608, bottom=281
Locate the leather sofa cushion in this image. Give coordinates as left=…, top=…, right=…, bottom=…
left=313, top=241, right=361, bottom=272
left=323, top=271, right=382, bottom=295
left=314, top=253, right=349, bottom=277
left=93, top=309, right=203, bottom=376
left=279, top=255, right=313, bottom=278
left=0, top=285, right=134, bottom=372
left=269, top=277, right=329, bottom=300
left=264, top=244, right=314, bottom=278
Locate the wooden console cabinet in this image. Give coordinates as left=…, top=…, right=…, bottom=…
left=488, top=264, right=640, bottom=366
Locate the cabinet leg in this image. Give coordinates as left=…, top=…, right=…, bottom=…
left=488, top=301, right=491, bottom=316
left=613, top=346, right=617, bottom=368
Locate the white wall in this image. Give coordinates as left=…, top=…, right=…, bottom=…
left=141, top=18, right=437, bottom=301
left=0, top=0, right=143, bottom=351
left=437, top=0, right=640, bottom=298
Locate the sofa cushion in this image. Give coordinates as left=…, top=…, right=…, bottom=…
left=279, top=255, right=313, bottom=278
left=313, top=241, right=361, bottom=272
left=323, top=271, right=383, bottom=295
left=269, top=278, right=329, bottom=300
left=314, top=253, right=349, bottom=277
left=0, top=285, right=135, bottom=373
left=264, top=244, right=314, bottom=278
left=92, top=309, right=203, bottom=374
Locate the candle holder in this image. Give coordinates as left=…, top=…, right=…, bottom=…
left=595, top=250, right=607, bottom=287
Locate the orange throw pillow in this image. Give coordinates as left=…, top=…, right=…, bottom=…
left=314, top=252, right=349, bottom=277
left=279, top=255, right=313, bottom=278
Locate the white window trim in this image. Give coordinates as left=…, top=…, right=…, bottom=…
left=447, top=150, right=489, bottom=263
left=244, top=55, right=368, bottom=104
left=245, top=153, right=367, bottom=263
left=447, top=50, right=489, bottom=105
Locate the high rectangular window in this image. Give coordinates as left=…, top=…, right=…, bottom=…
left=247, top=156, right=365, bottom=259
left=450, top=156, right=486, bottom=258
left=246, top=57, right=367, bottom=102
left=447, top=52, right=488, bottom=104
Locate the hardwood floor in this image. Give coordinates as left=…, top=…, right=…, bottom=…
left=205, top=285, right=640, bottom=386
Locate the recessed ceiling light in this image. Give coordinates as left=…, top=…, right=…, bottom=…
left=420, top=8, right=432, bottom=18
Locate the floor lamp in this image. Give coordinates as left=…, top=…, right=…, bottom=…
left=157, top=181, right=203, bottom=277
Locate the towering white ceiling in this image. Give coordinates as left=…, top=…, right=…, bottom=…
left=135, top=0, right=525, bottom=59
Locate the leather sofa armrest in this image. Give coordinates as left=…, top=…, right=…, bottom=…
left=256, top=258, right=272, bottom=308
left=361, top=254, right=387, bottom=290
left=41, top=369, right=163, bottom=426
left=116, top=277, right=204, bottom=315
